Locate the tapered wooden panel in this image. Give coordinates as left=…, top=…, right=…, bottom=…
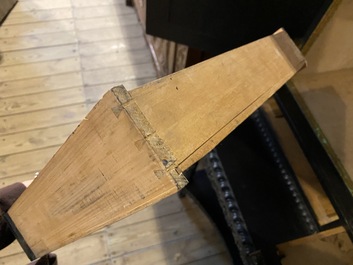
left=7, top=29, right=305, bottom=259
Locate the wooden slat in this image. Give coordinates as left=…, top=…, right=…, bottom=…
left=81, top=49, right=153, bottom=71
left=73, top=5, right=134, bottom=19
left=75, top=14, right=138, bottom=31
left=54, top=232, right=109, bottom=265
left=0, top=19, right=74, bottom=38
left=1, top=172, right=45, bottom=188
left=0, top=87, right=85, bottom=116
left=84, top=78, right=155, bottom=103
left=0, top=57, right=81, bottom=82
left=0, top=31, right=77, bottom=52
left=12, top=0, right=71, bottom=12
left=72, top=0, right=124, bottom=8
left=111, top=234, right=231, bottom=265
left=0, top=123, right=77, bottom=156
left=82, top=63, right=156, bottom=86
left=278, top=227, right=353, bottom=265
left=78, top=37, right=149, bottom=56
left=3, top=8, right=73, bottom=25
left=108, top=211, right=213, bottom=256
left=76, top=25, right=143, bottom=43
left=108, top=195, right=197, bottom=230
left=0, top=103, right=87, bottom=135
left=0, top=252, right=28, bottom=265
left=0, top=72, right=83, bottom=98
left=0, top=44, right=78, bottom=67
left=0, top=146, right=60, bottom=179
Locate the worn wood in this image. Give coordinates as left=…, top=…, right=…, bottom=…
left=7, top=29, right=305, bottom=258
left=278, top=227, right=353, bottom=265
left=131, top=29, right=306, bottom=170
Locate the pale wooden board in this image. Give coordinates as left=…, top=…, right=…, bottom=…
left=111, top=235, right=231, bottom=265
left=1, top=172, right=46, bottom=188
left=11, top=0, right=71, bottom=12
left=75, top=14, right=139, bottom=31
left=82, top=63, right=156, bottom=86
left=9, top=91, right=185, bottom=257
left=279, top=228, right=353, bottom=265
left=186, top=254, right=232, bottom=265
left=0, top=31, right=77, bottom=52
left=0, top=123, right=77, bottom=156
left=73, top=5, right=134, bottom=19
left=107, top=211, right=213, bottom=256
left=293, top=68, right=353, bottom=185
left=0, top=57, right=81, bottom=82
left=0, top=146, right=60, bottom=179
left=263, top=99, right=338, bottom=225
left=107, top=194, right=198, bottom=230
left=72, top=0, right=125, bottom=8
left=109, top=195, right=230, bottom=264
left=0, top=87, right=85, bottom=116
left=0, top=19, right=74, bottom=37
left=84, top=78, right=155, bottom=103
left=0, top=252, right=28, bottom=265
left=0, top=44, right=78, bottom=67
left=0, top=72, right=83, bottom=98
left=76, top=25, right=143, bottom=43
left=54, top=232, right=109, bottom=265
left=78, top=37, right=149, bottom=57
left=0, top=103, right=87, bottom=135
left=80, top=49, right=153, bottom=71
left=131, top=30, right=306, bottom=170
left=2, top=8, right=73, bottom=25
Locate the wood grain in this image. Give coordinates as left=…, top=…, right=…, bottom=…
left=7, top=29, right=305, bottom=259
left=0, top=72, right=83, bottom=98
left=9, top=91, right=186, bottom=257
left=131, top=29, right=306, bottom=170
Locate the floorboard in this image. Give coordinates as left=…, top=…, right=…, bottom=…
left=0, top=1, right=231, bottom=264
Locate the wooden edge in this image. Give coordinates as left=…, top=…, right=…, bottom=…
left=111, top=85, right=188, bottom=189
left=272, top=28, right=307, bottom=72
left=277, top=226, right=345, bottom=251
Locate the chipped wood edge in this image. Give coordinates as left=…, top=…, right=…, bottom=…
left=111, top=85, right=188, bottom=190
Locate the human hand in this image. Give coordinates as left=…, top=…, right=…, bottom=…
left=0, top=182, right=57, bottom=265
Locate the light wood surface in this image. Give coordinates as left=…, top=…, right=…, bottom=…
left=6, top=28, right=304, bottom=258
left=131, top=29, right=306, bottom=170
left=0, top=0, right=232, bottom=263
left=278, top=226, right=353, bottom=265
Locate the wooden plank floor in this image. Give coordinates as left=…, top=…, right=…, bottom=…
left=0, top=0, right=231, bottom=264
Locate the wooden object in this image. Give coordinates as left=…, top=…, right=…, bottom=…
left=6, top=29, right=305, bottom=259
